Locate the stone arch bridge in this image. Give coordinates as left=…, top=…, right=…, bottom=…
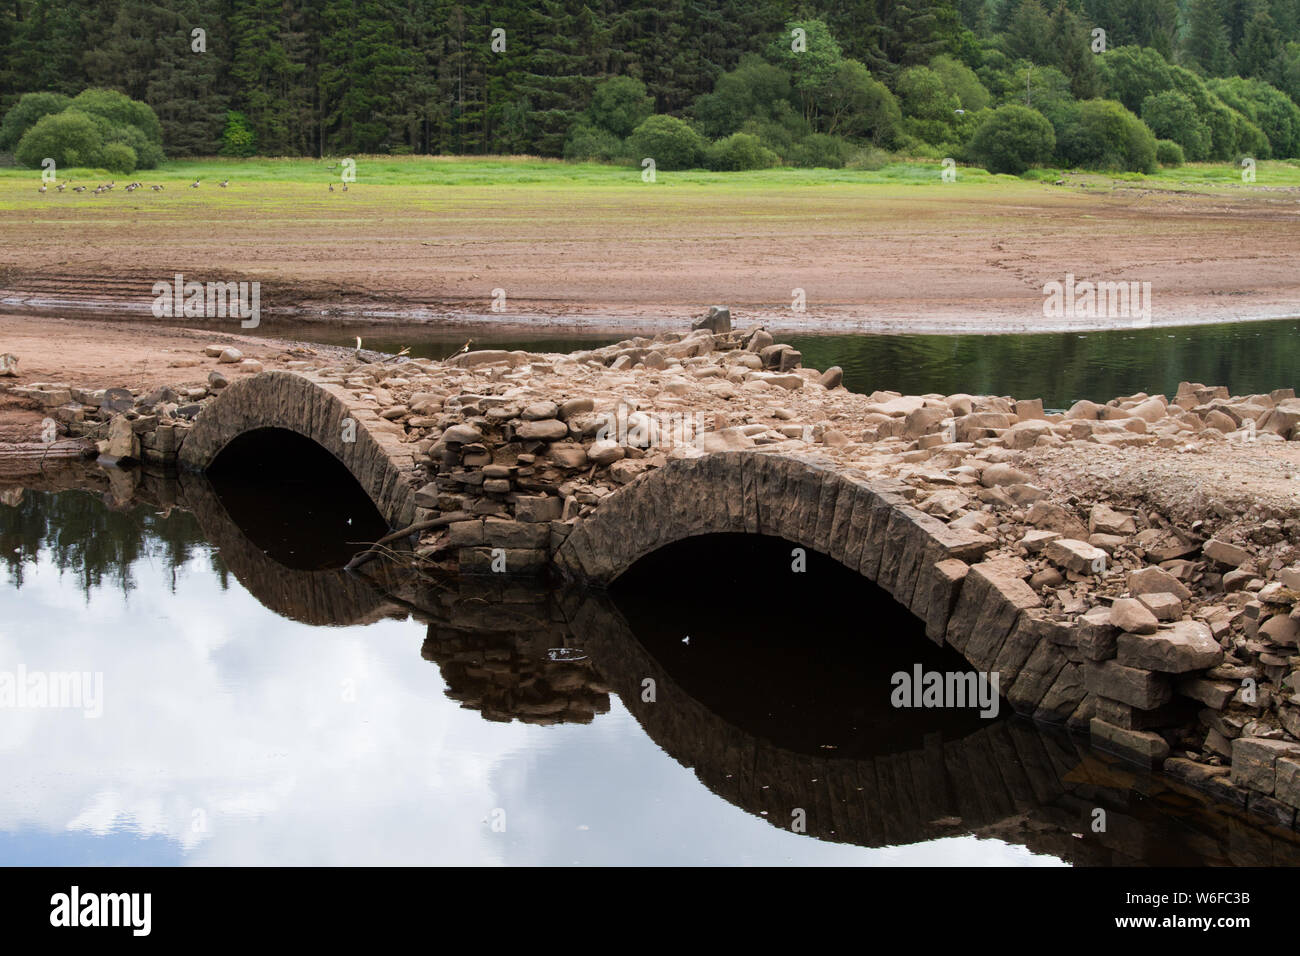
left=176, top=370, right=1089, bottom=732
left=169, top=363, right=1299, bottom=833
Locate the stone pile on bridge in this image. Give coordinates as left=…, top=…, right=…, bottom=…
left=7, top=309, right=1300, bottom=830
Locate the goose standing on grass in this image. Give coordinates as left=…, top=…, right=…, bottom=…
left=73, top=185, right=86, bottom=193
left=190, top=180, right=200, bottom=188
left=342, top=183, right=348, bottom=192
left=328, top=183, right=334, bottom=192
left=56, top=182, right=65, bottom=192
left=151, top=184, right=163, bottom=191
left=219, top=179, right=229, bottom=187
left=38, top=184, right=46, bottom=193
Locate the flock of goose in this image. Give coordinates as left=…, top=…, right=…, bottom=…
left=36, top=178, right=232, bottom=194
left=36, top=175, right=351, bottom=194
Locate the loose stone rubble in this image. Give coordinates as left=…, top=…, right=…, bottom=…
left=7, top=306, right=1300, bottom=831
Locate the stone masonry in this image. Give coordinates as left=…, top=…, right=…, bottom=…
left=8, top=307, right=1300, bottom=829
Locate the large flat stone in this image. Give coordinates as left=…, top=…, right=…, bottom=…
left=1115, top=620, right=1223, bottom=673
left=1044, top=537, right=1107, bottom=574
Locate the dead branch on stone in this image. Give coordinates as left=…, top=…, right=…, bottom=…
left=344, top=510, right=471, bottom=571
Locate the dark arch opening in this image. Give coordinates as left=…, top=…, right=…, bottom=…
left=610, top=533, right=1007, bottom=758
left=206, top=428, right=389, bottom=570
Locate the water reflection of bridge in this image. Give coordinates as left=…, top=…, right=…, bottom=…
left=8, top=463, right=1300, bottom=865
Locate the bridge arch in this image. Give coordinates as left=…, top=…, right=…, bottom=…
left=556, top=451, right=1084, bottom=722
left=178, top=370, right=420, bottom=528
left=556, top=451, right=991, bottom=625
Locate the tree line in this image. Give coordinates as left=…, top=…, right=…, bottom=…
left=2, top=0, right=1299, bottom=172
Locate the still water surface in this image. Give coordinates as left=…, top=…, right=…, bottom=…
left=252, top=316, right=1300, bottom=408
left=2, top=469, right=1297, bottom=866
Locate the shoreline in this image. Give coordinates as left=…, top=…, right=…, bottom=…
left=2, top=293, right=1298, bottom=339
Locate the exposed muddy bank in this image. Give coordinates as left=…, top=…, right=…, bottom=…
left=2, top=286, right=1298, bottom=337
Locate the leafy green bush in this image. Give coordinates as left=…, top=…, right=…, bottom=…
left=1208, top=76, right=1300, bottom=159
left=14, top=110, right=104, bottom=169
left=1155, top=139, right=1185, bottom=166
left=691, top=54, right=795, bottom=140
left=627, top=115, right=705, bottom=170
left=584, top=77, right=654, bottom=139
left=220, top=111, right=257, bottom=157
left=737, top=116, right=802, bottom=160
left=968, top=104, right=1055, bottom=174
left=1233, top=116, right=1271, bottom=161
left=893, top=133, right=948, bottom=159
left=69, top=88, right=162, bottom=146
left=563, top=123, right=626, bottom=162
left=1053, top=99, right=1158, bottom=173
left=0, top=92, right=72, bottom=150
left=896, top=66, right=959, bottom=125
left=786, top=133, right=851, bottom=168
left=929, top=54, right=991, bottom=112
left=98, top=142, right=137, bottom=174
left=8, top=88, right=164, bottom=171
left=705, top=132, right=779, bottom=170
left=1141, top=90, right=1211, bottom=161
left=1097, top=46, right=1175, bottom=114
left=819, top=60, right=901, bottom=145
left=96, top=119, right=164, bottom=168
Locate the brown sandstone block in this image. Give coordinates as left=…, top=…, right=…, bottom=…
left=1084, top=660, right=1172, bottom=709
left=1090, top=718, right=1170, bottom=765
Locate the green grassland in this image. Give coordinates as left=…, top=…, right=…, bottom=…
left=3, top=154, right=1300, bottom=197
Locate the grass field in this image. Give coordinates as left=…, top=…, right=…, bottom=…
left=3, top=153, right=1300, bottom=195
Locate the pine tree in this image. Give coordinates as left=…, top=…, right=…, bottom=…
left=1185, top=0, right=1233, bottom=76
left=1238, top=7, right=1284, bottom=76
left=1051, top=1, right=1101, bottom=97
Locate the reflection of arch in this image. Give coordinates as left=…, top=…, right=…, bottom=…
left=558, top=588, right=1075, bottom=850
left=179, top=474, right=404, bottom=627
left=174, top=472, right=407, bottom=627
left=178, top=370, right=420, bottom=527
left=556, top=589, right=1300, bottom=864
left=392, top=574, right=1300, bottom=864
